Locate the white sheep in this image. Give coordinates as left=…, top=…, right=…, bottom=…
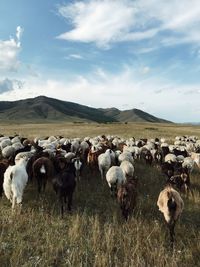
left=0, top=136, right=10, bottom=142
left=109, top=149, right=116, bottom=165
left=160, top=138, right=166, bottom=143
left=164, top=153, right=177, bottom=163
left=48, top=136, right=57, bottom=143
left=132, top=146, right=140, bottom=159
left=11, top=136, right=21, bottom=144
left=190, top=152, right=200, bottom=168
left=3, top=157, right=28, bottom=212
left=98, top=149, right=112, bottom=179
left=12, top=142, right=24, bottom=151
left=118, top=152, right=134, bottom=165
left=71, top=140, right=80, bottom=154
left=0, top=139, right=11, bottom=150
left=185, top=143, right=195, bottom=153
left=182, top=157, right=195, bottom=173
left=59, top=137, right=67, bottom=145
left=161, top=142, right=169, bottom=148
left=106, top=166, right=126, bottom=195
left=15, top=151, right=34, bottom=164
left=157, top=185, right=184, bottom=247
left=80, top=140, right=89, bottom=153
left=2, top=146, right=15, bottom=158
left=120, top=160, right=134, bottom=179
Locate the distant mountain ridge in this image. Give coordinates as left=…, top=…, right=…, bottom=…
left=0, top=95, right=171, bottom=123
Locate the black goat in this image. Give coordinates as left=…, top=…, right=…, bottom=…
left=52, top=159, right=76, bottom=218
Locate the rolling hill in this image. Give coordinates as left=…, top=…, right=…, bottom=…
left=0, top=95, right=171, bottom=123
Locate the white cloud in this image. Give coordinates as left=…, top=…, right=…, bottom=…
left=57, top=0, right=200, bottom=48
left=66, top=54, right=84, bottom=60
left=0, top=26, right=23, bottom=71
left=57, top=0, right=137, bottom=48
left=16, top=26, right=23, bottom=42
left=141, top=66, right=150, bottom=74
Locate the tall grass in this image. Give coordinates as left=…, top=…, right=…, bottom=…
left=0, top=123, right=200, bottom=266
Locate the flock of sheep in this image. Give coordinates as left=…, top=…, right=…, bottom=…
left=0, top=133, right=199, bottom=249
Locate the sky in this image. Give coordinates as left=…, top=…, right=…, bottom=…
left=0, top=0, right=200, bottom=123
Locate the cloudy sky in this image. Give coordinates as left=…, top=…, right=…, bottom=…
left=0, top=0, right=200, bottom=122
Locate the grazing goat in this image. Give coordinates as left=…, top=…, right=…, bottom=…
left=120, top=160, right=134, bottom=180
left=98, top=149, right=112, bottom=180
left=167, top=170, right=192, bottom=196
left=87, top=149, right=102, bottom=173
left=157, top=185, right=184, bottom=248
left=190, top=152, right=200, bottom=168
left=106, top=166, right=126, bottom=196
left=32, top=157, right=54, bottom=193
left=118, top=152, right=134, bottom=165
left=52, top=159, right=76, bottom=217
left=3, top=157, right=28, bottom=212
left=182, top=157, right=194, bottom=174
left=117, top=178, right=137, bottom=220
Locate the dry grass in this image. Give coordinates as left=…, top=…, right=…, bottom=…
left=1, top=121, right=200, bottom=140
left=0, top=122, right=200, bottom=267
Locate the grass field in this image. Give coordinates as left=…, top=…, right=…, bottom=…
left=0, top=122, right=200, bottom=267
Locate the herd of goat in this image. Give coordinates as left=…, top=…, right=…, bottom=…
left=0, top=133, right=199, bottom=248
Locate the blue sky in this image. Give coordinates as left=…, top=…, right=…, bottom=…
left=0, top=0, right=200, bottom=122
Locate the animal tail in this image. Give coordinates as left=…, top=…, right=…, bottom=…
left=40, top=164, right=46, bottom=174
left=167, top=191, right=177, bottom=218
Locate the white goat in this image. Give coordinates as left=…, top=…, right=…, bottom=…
left=118, top=152, right=134, bottom=165
left=182, top=157, right=195, bottom=173
left=164, top=153, right=177, bottom=163
left=3, top=157, right=28, bottom=212
left=190, top=152, right=200, bottom=168
left=106, top=166, right=126, bottom=195
left=98, top=149, right=112, bottom=179
left=120, top=160, right=134, bottom=179
left=2, top=146, right=15, bottom=158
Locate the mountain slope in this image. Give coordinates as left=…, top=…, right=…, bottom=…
left=100, top=108, right=170, bottom=123
left=0, top=96, right=172, bottom=123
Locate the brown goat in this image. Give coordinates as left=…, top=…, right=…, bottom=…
left=87, top=149, right=103, bottom=173
left=117, top=178, right=137, bottom=220
left=32, top=157, right=54, bottom=193
left=157, top=185, right=184, bottom=248
left=168, top=170, right=192, bottom=196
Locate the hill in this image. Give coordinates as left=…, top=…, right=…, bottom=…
left=0, top=95, right=171, bottom=123
left=100, top=107, right=170, bottom=123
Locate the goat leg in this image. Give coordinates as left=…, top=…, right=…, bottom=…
left=59, top=195, right=64, bottom=218
left=67, top=193, right=73, bottom=212
left=168, top=221, right=176, bottom=250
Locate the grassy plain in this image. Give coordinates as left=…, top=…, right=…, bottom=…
left=0, top=122, right=200, bottom=267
